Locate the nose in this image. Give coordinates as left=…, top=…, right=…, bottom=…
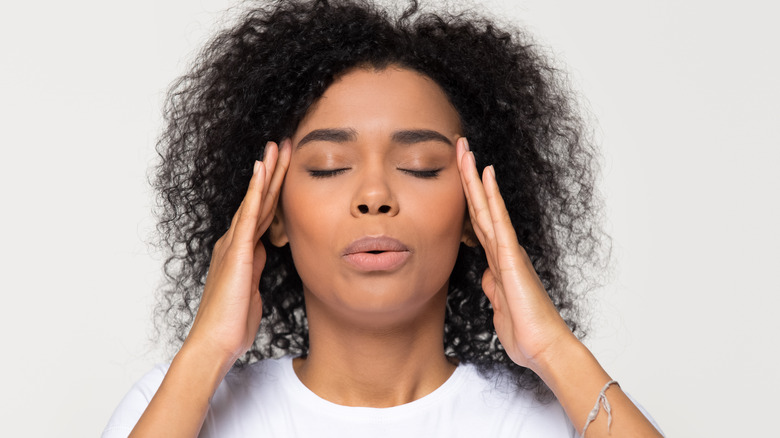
left=350, top=168, right=399, bottom=217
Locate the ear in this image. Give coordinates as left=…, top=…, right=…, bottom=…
left=268, top=204, right=289, bottom=247
left=460, top=216, right=478, bottom=248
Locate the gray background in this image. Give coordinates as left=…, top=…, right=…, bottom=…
left=2, top=0, right=778, bottom=436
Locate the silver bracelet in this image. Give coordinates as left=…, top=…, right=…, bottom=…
left=581, top=379, right=619, bottom=437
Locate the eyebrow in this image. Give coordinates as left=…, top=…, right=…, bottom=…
left=296, top=128, right=453, bottom=149
left=297, top=128, right=358, bottom=148
left=392, top=129, right=453, bottom=146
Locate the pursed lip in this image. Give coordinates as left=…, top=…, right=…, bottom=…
left=341, top=236, right=412, bottom=272
left=342, top=236, right=410, bottom=255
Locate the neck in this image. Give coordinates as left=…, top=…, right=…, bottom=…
left=293, top=286, right=456, bottom=407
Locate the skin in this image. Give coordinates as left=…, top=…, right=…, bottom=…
left=129, top=67, right=662, bottom=437
left=271, top=67, right=468, bottom=406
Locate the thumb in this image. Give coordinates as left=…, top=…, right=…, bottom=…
left=481, top=268, right=497, bottom=303
left=251, top=238, right=267, bottom=289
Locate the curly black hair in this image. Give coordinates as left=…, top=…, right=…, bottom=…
left=152, top=0, right=607, bottom=398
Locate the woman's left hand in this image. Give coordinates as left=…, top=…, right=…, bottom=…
left=456, top=137, right=578, bottom=371
left=457, top=138, right=663, bottom=437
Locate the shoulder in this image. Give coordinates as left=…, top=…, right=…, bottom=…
left=213, top=359, right=578, bottom=437
left=100, top=358, right=291, bottom=438
left=102, top=358, right=580, bottom=438
left=452, top=363, right=577, bottom=437
left=209, top=356, right=291, bottom=410
left=101, top=364, right=169, bottom=438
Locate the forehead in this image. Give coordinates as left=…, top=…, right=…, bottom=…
left=292, top=67, right=462, bottom=141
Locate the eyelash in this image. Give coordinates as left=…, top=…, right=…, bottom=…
left=400, top=168, right=442, bottom=179
left=308, top=168, right=349, bottom=178
left=307, top=168, right=443, bottom=179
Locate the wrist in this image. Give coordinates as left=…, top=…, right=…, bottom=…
left=526, top=332, right=582, bottom=377
left=530, top=335, right=610, bottom=394
left=176, top=339, right=237, bottom=389
left=181, top=331, right=244, bottom=369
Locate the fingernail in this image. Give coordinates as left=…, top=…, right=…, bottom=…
left=487, top=165, right=496, bottom=178
left=263, top=142, right=273, bottom=161
left=253, top=160, right=261, bottom=174
left=463, top=137, right=470, bottom=151
left=462, top=150, right=474, bottom=167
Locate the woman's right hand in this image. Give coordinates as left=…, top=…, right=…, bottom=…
left=129, top=141, right=291, bottom=438
left=185, top=140, right=291, bottom=365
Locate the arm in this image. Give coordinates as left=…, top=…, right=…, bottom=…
left=127, top=343, right=233, bottom=438
left=534, top=339, right=659, bottom=437
left=456, top=137, right=661, bottom=437
left=128, top=140, right=291, bottom=437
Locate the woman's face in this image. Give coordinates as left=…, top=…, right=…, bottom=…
left=274, top=66, right=468, bottom=326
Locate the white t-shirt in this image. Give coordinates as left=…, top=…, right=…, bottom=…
left=102, top=357, right=660, bottom=437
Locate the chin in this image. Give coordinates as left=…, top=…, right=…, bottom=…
left=303, top=281, right=448, bottom=328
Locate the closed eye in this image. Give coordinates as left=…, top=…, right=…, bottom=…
left=308, top=168, right=350, bottom=178
left=399, top=168, right=443, bottom=179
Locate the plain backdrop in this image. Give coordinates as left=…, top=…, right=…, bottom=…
left=2, top=0, right=778, bottom=436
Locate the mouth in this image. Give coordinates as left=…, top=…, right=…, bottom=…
left=342, top=236, right=411, bottom=272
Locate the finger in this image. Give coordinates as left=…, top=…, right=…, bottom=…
left=226, top=141, right=277, bottom=245
left=458, top=153, right=505, bottom=281
left=261, top=142, right=279, bottom=200
left=456, top=138, right=476, bottom=218
left=459, top=150, right=496, bottom=248
left=224, top=199, right=244, bottom=246
left=482, top=169, right=546, bottom=307
left=264, top=139, right=291, bottom=213
left=456, top=139, right=481, bottom=233
left=481, top=268, right=497, bottom=303
left=482, top=166, right=525, bottom=277
left=257, top=138, right=291, bottom=236
left=456, top=140, right=482, bottom=242
left=232, top=161, right=266, bottom=246
left=251, top=236, right=268, bottom=290
left=455, top=137, right=468, bottom=173
left=456, top=145, right=496, bottom=263
left=483, top=166, right=520, bottom=249
left=454, top=139, right=505, bottom=280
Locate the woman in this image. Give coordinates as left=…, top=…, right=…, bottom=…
left=103, top=0, right=663, bottom=436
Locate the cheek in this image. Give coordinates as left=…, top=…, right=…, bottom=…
left=404, top=183, right=466, bottom=293
left=279, top=181, right=339, bottom=289
left=409, top=177, right=467, bottom=247
left=280, top=178, right=339, bottom=247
